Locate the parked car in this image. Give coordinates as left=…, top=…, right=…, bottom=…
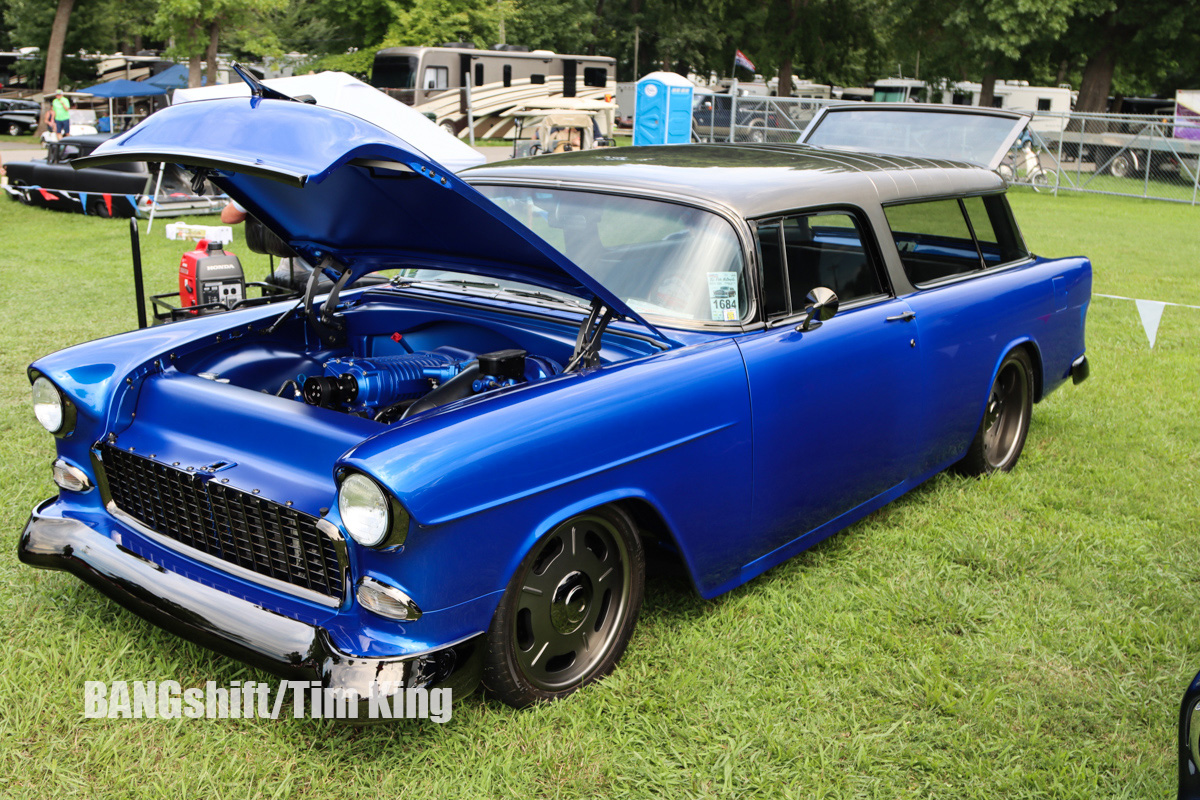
left=4, top=133, right=225, bottom=218
left=0, top=97, right=38, bottom=136
left=18, top=100, right=1090, bottom=710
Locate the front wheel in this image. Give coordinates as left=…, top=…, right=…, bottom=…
left=956, top=349, right=1034, bottom=475
left=482, top=506, right=645, bottom=707
left=5, top=122, right=22, bottom=136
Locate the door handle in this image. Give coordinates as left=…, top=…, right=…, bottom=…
left=886, top=311, right=916, bottom=322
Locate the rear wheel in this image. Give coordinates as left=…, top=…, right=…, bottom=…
left=5, top=122, right=22, bottom=136
left=1108, top=152, right=1135, bottom=178
left=482, top=506, right=645, bottom=707
left=956, top=349, right=1034, bottom=475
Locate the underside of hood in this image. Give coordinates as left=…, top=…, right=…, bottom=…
left=74, top=95, right=656, bottom=330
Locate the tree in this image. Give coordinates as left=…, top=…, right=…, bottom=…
left=38, top=0, right=75, bottom=135
left=155, top=0, right=287, bottom=88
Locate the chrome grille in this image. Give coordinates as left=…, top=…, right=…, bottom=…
left=100, top=445, right=344, bottom=599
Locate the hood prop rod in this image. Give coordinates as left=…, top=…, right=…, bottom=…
left=302, top=257, right=351, bottom=347
left=565, top=298, right=614, bottom=372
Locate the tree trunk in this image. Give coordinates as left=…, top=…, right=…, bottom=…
left=37, top=0, right=76, bottom=136
left=978, top=71, right=996, bottom=108
left=205, top=21, right=220, bottom=86
left=777, top=55, right=792, bottom=97
left=1075, top=40, right=1117, bottom=114
left=188, top=54, right=203, bottom=89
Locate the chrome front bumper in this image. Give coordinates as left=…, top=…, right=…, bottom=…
left=18, top=500, right=482, bottom=702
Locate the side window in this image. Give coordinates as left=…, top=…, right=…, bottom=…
left=963, top=195, right=1030, bottom=265
left=530, top=73, right=546, bottom=85
left=503, top=65, right=512, bottom=88
left=474, top=63, right=484, bottom=88
left=1037, top=97, right=1052, bottom=111
left=885, top=198, right=982, bottom=285
left=583, top=67, right=607, bottom=88
left=886, top=195, right=1028, bottom=286
left=755, top=210, right=886, bottom=319
left=423, top=66, right=448, bottom=90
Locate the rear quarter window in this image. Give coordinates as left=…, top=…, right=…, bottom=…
left=885, top=194, right=1029, bottom=286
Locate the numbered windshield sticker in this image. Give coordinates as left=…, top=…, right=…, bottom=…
left=707, top=273, right=739, bottom=321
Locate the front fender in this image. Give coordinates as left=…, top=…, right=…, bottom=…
left=340, top=337, right=754, bottom=600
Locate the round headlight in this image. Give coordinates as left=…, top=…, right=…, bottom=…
left=338, top=473, right=391, bottom=547
left=32, top=377, right=64, bottom=434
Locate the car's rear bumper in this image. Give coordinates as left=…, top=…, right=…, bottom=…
left=18, top=499, right=483, bottom=703
left=1071, top=354, right=1090, bottom=385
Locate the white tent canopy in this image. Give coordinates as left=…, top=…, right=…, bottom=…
left=172, top=71, right=485, bottom=173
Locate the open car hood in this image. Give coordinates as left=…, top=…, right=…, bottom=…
left=799, top=104, right=1030, bottom=170
left=75, top=95, right=657, bottom=330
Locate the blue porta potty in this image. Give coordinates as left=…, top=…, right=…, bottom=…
left=633, top=72, right=695, bottom=146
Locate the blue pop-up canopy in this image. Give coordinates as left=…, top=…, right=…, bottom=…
left=79, top=78, right=167, bottom=98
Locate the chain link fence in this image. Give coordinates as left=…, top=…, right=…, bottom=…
left=696, top=97, right=1200, bottom=205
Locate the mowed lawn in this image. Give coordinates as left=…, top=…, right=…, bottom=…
left=0, top=189, right=1197, bottom=799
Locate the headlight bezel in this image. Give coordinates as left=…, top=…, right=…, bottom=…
left=30, top=373, right=76, bottom=437
left=336, top=471, right=410, bottom=549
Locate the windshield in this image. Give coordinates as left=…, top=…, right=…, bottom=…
left=372, top=55, right=418, bottom=90
left=476, top=185, right=747, bottom=323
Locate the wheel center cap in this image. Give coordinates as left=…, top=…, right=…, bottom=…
left=550, top=571, right=592, bottom=634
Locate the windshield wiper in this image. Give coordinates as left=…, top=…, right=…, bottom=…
left=390, top=277, right=500, bottom=291
left=498, top=287, right=586, bottom=308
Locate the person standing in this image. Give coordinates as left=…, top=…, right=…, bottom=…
left=51, top=90, right=71, bottom=137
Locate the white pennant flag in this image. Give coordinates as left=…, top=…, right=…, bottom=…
left=1134, top=299, right=1166, bottom=349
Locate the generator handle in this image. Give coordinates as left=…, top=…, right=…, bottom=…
left=129, top=218, right=148, bottom=330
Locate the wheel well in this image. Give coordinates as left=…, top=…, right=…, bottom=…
left=1015, top=341, right=1044, bottom=401
left=610, top=497, right=695, bottom=582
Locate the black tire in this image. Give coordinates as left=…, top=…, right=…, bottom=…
left=86, top=197, right=113, bottom=218
left=956, top=349, right=1034, bottom=476
left=746, top=122, right=766, bottom=143
left=482, top=505, right=645, bottom=707
left=1109, top=152, right=1134, bottom=178
left=5, top=122, right=22, bottom=137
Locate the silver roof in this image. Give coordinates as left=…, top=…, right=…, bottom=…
left=462, top=143, right=1006, bottom=218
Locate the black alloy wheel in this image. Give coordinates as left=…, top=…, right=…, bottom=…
left=956, top=348, right=1034, bottom=475
left=482, top=506, right=645, bottom=707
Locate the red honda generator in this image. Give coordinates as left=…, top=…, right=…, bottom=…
left=178, top=239, right=245, bottom=313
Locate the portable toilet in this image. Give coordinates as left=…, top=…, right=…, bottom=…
left=634, top=71, right=695, bottom=146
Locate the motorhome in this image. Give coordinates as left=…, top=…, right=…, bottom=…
left=872, top=78, right=927, bottom=102
left=371, top=45, right=614, bottom=107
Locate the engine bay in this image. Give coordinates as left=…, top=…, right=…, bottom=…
left=172, top=295, right=664, bottom=426
left=295, top=346, right=563, bottom=423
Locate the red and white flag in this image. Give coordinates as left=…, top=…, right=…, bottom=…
left=734, top=50, right=756, bottom=72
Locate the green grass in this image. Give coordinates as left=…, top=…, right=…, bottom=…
left=1, top=133, right=42, bottom=146
left=1, top=191, right=1198, bottom=798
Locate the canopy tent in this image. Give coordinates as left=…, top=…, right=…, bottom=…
left=78, top=79, right=167, bottom=134
left=172, top=71, right=485, bottom=173
left=78, top=78, right=167, bottom=98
